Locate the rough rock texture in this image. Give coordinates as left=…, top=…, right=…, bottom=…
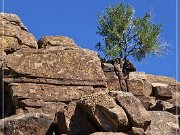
left=146, top=74, right=178, bottom=86
left=11, top=83, right=95, bottom=102
left=4, top=47, right=106, bottom=86
left=127, top=79, right=152, bottom=96
left=0, top=13, right=38, bottom=53
left=90, top=132, right=128, bottom=135
left=78, top=92, right=129, bottom=132
left=145, top=111, right=179, bottom=135
left=128, top=127, right=145, bottom=135
left=152, top=83, right=173, bottom=99
left=101, top=63, right=120, bottom=90
left=37, top=36, right=78, bottom=49
left=0, top=113, right=54, bottom=135
left=110, top=91, right=151, bottom=130
left=1, top=13, right=180, bottom=135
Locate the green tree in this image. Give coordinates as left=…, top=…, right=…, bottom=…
left=96, top=2, right=168, bottom=91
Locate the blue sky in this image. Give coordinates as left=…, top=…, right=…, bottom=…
left=1, top=0, right=179, bottom=80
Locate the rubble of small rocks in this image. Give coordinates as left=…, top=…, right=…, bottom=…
left=0, top=13, right=180, bottom=135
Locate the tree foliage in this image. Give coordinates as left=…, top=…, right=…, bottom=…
left=96, top=2, right=167, bottom=61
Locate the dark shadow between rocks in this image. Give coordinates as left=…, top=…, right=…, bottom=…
left=69, top=105, right=98, bottom=135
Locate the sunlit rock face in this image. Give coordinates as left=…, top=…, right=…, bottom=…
left=0, top=13, right=180, bottom=135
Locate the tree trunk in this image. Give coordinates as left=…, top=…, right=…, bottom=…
left=113, top=59, right=128, bottom=92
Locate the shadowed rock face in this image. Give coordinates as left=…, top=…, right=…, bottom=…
left=0, top=13, right=38, bottom=54
left=110, top=91, right=151, bottom=131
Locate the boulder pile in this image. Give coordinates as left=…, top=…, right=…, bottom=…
left=0, top=13, right=179, bottom=135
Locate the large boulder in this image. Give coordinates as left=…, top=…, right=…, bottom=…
left=145, top=111, right=179, bottom=135
left=0, top=113, right=54, bottom=135
left=110, top=91, right=151, bottom=130
left=4, top=46, right=106, bottom=87
left=78, top=92, right=129, bottom=132
left=0, top=13, right=38, bottom=53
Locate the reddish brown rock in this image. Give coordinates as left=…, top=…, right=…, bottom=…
left=78, top=92, right=129, bottom=132
left=110, top=91, right=151, bottom=130
left=104, top=72, right=120, bottom=90
left=149, top=100, right=173, bottom=111
left=10, top=83, right=95, bottom=102
left=128, top=127, right=145, bottom=135
left=5, top=47, right=106, bottom=87
left=127, top=79, right=152, bottom=96
left=102, top=63, right=120, bottom=90
left=146, top=74, right=178, bottom=86
left=152, top=83, right=173, bottom=99
left=90, top=132, right=128, bottom=135
left=145, top=111, right=179, bottom=135
left=37, top=36, right=78, bottom=49
left=0, top=13, right=38, bottom=53
left=102, top=63, right=114, bottom=72
left=18, top=102, right=66, bottom=118
left=0, top=113, right=53, bottom=135
left=136, top=96, right=156, bottom=110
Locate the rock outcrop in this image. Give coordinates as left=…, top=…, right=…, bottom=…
left=0, top=13, right=180, bottom=135
left=0, top=13, right=38, bottom=54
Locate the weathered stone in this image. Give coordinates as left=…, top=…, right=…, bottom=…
left=102, top=63, right=114, bottom=72
left=145, top=111, right=179, bottom=135
left=23, top=102, right=66, bottom=118
left=166, top=93, right=180, bottom=115
left=0, top=36, right=20, bottom=54
left=128, top=127, right=145, bottom=135
left=55, top=102, right=97, bottom=135
left=147, top=74, right=178, bottom=86
left=18, top=99, right=44, bottom=108
left=0, top=113, right=54, bottom=135
left=152, top=83, right=173, bottom=99
left=5, top=48, right=106, bottom=87
left=10, top=83, right=95, bottom=102
left=90, top=132, right=128, bottom=135
left=136, top=96, right=156, bottom=110
left=103, top=72, right=120, bottom=90
left=149, top=100, right=173, bottom=111
left=78, top=92, right=129, bottom=132
left=37, top=36, right=78, bottom=49
left=127, top=79, right=152, bottom=96
left=128, top=72, right=147, bottom=80
left=0, top=13, right=38, bottom=51
left=110, top=91, right=151, bottom=130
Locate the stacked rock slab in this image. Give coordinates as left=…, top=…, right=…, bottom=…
left=1, top=28, right=107, bottom=134
left=0, top=13, right=38, bottom=119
